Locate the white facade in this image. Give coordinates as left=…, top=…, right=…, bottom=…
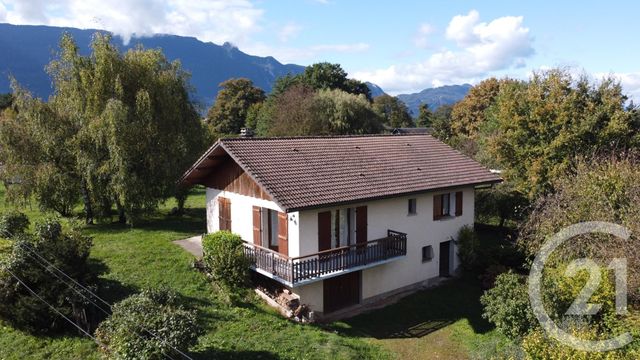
left=205, top=185, right=475, bottom=314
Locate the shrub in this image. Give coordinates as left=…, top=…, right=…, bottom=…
left=0, top=218, right=95, bottom=333
left=522, top=326, right=640, bottom=359
left=95, top=288, right=200, bottom=360
left=480, top=271, right=538, bottom=340
left=0, top=210, right=29, bottom=238
left=202, top=231, right=249, bottom=290
left=456, top=225, right=480, bottom=271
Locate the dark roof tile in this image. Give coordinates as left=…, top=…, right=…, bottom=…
left=181, top=134, right=501, bottom=211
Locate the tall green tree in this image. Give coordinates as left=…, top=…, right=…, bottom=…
left=429, top=104, right=454, bottom=142
left=274, top=62, right=371, bottom=100
left=0, top=84, right=80, bottom=216
left=485, top=69, right=640, bottom=199
left=416, top=103, right=433, bottom=127
left=0, top=33, right=207, bottom=223
left=262, top=85, right=382, bottom=136
left=451, top=78, right=503, bottom=138
left=372, top=94, right=413, bottom=128
left=206, top=78, right=266, bottom=135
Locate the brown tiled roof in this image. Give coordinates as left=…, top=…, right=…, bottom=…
left=181, top=134, right=501, bottom=211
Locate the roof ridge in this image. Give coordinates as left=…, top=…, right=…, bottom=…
left=220, top=133, right=433, bottom=141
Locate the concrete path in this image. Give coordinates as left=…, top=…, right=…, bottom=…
left=173, top=234, right=203, bottom=258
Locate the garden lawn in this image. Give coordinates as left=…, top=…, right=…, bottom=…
left=0, top=185, right=389, bottom=360
left=333, top=277, right=513, bottom=360
left=0, top=183, right=506, bottom=359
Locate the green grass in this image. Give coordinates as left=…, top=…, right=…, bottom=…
left=0, top=185, right=389, bottom=360
left=332, top=277, right=513, bottom=360
left=0, top=184, right=506, bottom=359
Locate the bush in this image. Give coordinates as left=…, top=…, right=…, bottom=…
left=0, top=210, right=29, bottom=238
left=0, top=218, right=95, bottom=333
left=95, top=288, right=200, bottom=360
left=202, top=231, right=249, bottom=290
left=456, top=225, right=480, bottom=271
left=480, top=271, right=538, bottom=340
left=522, top=326, right=640, bottom=359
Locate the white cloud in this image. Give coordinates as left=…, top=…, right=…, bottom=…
left=413, top=23, right=434, bottom=48
left=278, top=22, right=302, bottom=42
left=446, top=10, right=480, bottom=46
left=353, top=10, right=534, bottom=94
left=1, top=0, right=264, bottom=46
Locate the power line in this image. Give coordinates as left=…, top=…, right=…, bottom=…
left=3, top=266, right=108, bottom=350
left=11, top=240, right=192, bottom=360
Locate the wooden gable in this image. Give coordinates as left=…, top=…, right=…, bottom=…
left=203, top=156, right=272, bottom=201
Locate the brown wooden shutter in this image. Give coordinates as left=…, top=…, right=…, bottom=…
left=218, top=197, right=231, bottom=230
left=252, top=206, right=261, bottom=245
left=277, top=212, right=288, bottom=256
left=455, top=191, right=463, bottom=216
left=433, top=195, right=442, bottom=220
left=318, top=211, right=332, bottom=251
left=355, top=206, right=367, bottom=244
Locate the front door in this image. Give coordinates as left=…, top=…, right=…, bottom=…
left=323, top=271, right=361, bottom=313
left=439, top=241, right=452, bottom=277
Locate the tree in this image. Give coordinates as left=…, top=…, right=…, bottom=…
left=416, top=103, right=432, bottom=127
left=275, top=62, right=371, bottom=100
left=0, top=84, right=81, bottom=216
left=0, top=33, right=208, bottom=223
left=0, top=218, right=96, bottom=333
left=206, top=78, right=266, bottom=135
left=429, top=104, right=453, bottom=142
left=0, top=93, right=12, bottom=110
left=450, top=78, right=503, bottom=138
left=312, top=89, right=383, bottom=134
left=261, top=86, right=383, bottom=137
left=257, top=83, right=318, bottom=136
left=372, top=94, right=413, bottom=128
left=519, top=156, right=640, bottom=304
left=485, top=69, right=639, bottom=199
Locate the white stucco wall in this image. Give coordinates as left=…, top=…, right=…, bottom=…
left=205, top=188, right=300, bottom=256
left=295, top=187, right=475, bottom=305
left=206, top=186, right=476, bottom=313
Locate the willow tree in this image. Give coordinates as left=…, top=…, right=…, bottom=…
left=1, top=33, right=207, bottom=223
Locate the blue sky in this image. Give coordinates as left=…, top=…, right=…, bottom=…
left=1, top=0, right=639, bottom=97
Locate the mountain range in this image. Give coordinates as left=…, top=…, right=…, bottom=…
left=0, top=23, right=470, bottom=112
left=397, top=84, right=472, bottom=116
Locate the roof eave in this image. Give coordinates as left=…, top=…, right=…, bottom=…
left=286, top=178, right=502, bottom=213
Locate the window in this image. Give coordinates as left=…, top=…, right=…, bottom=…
left=433, top=192, right=463, bottom=220
left=261, top=208, right=279, bottom=251
left=433, top=193, right=450, bottom=220
left=422, top=245, right=434, bottom=262
left=408, top=198, right=417, bottom=215
left=442, top=193, right=450, bottom=216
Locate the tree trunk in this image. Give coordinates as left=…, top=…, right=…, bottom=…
left=81, top=181, right=94, bottom=225
left=115, top=199, right=126, bottom=224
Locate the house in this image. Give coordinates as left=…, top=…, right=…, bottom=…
left=180, top=134, right=501, bottom=317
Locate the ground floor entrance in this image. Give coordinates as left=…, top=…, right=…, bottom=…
left=323, top=271, right=361, bottom=313
left=439, top=240, right=452, bottom=277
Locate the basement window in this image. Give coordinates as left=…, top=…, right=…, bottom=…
left=422, top=245, right=434, bottom=262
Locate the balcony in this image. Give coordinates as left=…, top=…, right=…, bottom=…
left=242, top=230, right=407, bottom=287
